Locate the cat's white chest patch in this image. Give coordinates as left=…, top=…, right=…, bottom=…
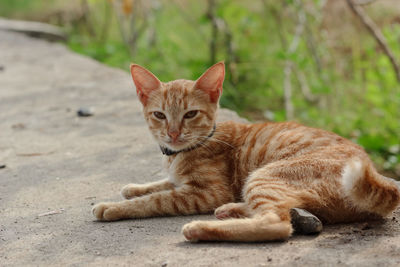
left=163, top=155, right=181, bottom=186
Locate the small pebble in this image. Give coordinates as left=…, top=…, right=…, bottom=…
left=0, top=65, right=4, bottom=71
left=11, top=123, right=26, bottom=130
left=0, top=164, right=6, bottom=169
left=77, top=107, right=94, bottom=117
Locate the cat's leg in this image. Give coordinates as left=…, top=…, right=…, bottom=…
left=183, top=212, right=292, bottom=242
left=214, top=202, right=249, bottom=219
left=93, top=184, right=233, bottom=221
left=214, top=203, right=323, bottom=234
left=183, top=185, right=299, bottom=241
left=183, top=197, right=297, bottom=242
left=121, top=178, right=175, bottom=199
left=183, top=166, right=317, bottom=242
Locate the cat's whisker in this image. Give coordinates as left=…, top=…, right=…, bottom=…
left=196, top=142, right=215, bottom=155
left=184, top=136, right=217, bottom=154
left=191, top=133, right=235, bottom=149
left=208, top=137, right=235, bottom=148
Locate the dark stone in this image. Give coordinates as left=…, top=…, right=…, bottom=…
left=77, top=107, right=94, bottom=117
left=290, top=208, right=323, bottom=235
left=0, top=164, right=6, bottom=169
left=0, top=65, right=4, bottom=71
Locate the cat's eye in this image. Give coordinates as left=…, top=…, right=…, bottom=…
left=153, top=111, right=166, bottom=119
left=184, top=110, right=198, bottom=119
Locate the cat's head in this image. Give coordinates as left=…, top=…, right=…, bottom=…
left=130, top=62, right=225, bottom=152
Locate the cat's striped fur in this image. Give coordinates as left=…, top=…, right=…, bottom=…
left=92, top=62, right=400, bottom=242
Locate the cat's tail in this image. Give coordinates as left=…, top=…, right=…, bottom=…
left=342, top=159, right=400, bottom=217
left=182, top=212, right=292, bottom=242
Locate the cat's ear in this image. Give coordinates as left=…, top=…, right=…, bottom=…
left=195, top=61, right=225, bottom=103
left=130, top=64, right=161, bottom=105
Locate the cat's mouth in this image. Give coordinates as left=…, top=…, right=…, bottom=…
left=165, top=139, right=190, bottom=149
left=163, top=137, right=199, bottom=151
left=167, top=140, right=186, bottom=145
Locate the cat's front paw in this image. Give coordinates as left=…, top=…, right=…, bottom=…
left=92, top=202, right=124, bottom=221
left=182, top=221, right=207, bottom=242
left=121, top=184, right=147, bottom=199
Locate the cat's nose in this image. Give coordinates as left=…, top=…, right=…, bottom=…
left=168, top=131, right=181, bottom=141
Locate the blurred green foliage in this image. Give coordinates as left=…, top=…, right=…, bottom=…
left=1, top=0, right=399, bottom=177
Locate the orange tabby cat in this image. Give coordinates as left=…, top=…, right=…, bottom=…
left=92, top=62, right=400, bottom=242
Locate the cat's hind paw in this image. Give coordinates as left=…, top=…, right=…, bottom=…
left=214, top=202, right=248, bottom=220
left=121, top=184, right=147, bottom=199
left=92, top=202, right=123, bottom=221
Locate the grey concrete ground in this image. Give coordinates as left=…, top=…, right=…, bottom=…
left=1, top=30, right=399, bottom=267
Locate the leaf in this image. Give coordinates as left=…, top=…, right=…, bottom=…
left=357, top=134, right=386, bottom=152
